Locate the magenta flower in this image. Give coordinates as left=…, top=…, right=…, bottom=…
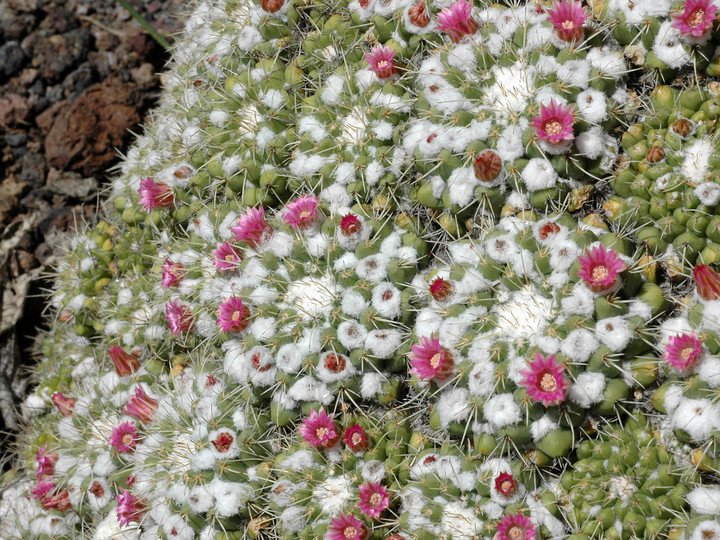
left=161, top=259, right=184, bottom=289
left=671, top=0, right=718, bottom=37
left=495, top=472, right=517, bottom=497
left=109, top=421, right=138, bottom=452
left=437, top=0, right=479, bottom=43
left=497, top=513, right=536, bottom=540
left=326, top=513, right=368, bottom=540
left=519, top=353, right=569, bottom=407
left=123, top=386, right=158, bottom=424
left=231, top=206, right=273, bottom=248
left=357, top=482, right=389, bottom=520
left=430, top=277, right=453, bottom=302
left=340, top=213, right=363, bottom=237
left=165, top=300, right=194, bottom=335
left=577, top=244, right=626, bottom=294
left=137, top=177, right=175, bottom=211
left=299, top=410, right=340, bottom=448
left=693, top=264, right=720, bottom=300
left=116, top=490, right=147, bottom=526
left=211, top=431, right=235, bottom=453
left=409, top=335, right=454, bottom=381
left=366, top=45, right=397, bottom=79
left=212, top=242, right=242, bottom=273
left=665, top=332, right=703, bottom=373
left=531, top=99, right=575, bottom=144
left=217, top=296, right=251, bottom=333
left=344, top=424, right=370, bottom=452
left=51, top=392, right=75, bottom=417
left=36, top=445, right=58, bottom=481
left=546, top=0, right=588, bottom=42
left=108, top=346, right=140, bottom=377
left=32, top=480, right=55, bottom=502
left=283, top=195, right=321, bottom=230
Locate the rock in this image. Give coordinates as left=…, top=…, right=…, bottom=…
left=7, top=0, right=38, bottom=13
left=44, top=77, right=141, bottom=176
left=35, top=100, right=64, bottom=132
left=39, top=28, right=92, bottom=83
left=45, top=168, right=97, bottom=199
left=0, top=94, right=30, bottom=127
left=19, top=153, right=45, bottom=186
left=0, top=180, right=29, bottom=224
left=4, top=132, right=27, bottom=147
left=40, top=7, right=78, bottom=34
left=63, top=62, right=97, bottom=101
left=0, top=42, right=27, bottom=80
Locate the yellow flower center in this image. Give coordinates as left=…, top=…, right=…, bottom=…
left=344, top=526, right=358, bottom=538
left=689, top=8, right=705, bottom=28
left=545, top=120, right=563, bottom=135
left=225, top=254, right=235, bottom=261
left=122, top=433, right=133, bottom=445
left=316, top=427, right=329, bottom=439
left=681, top=347, right=695, bottom=360
left=430, top=353, right=442, bottom=369
left=592, top=265, right=609, bottom=281
left=508, top=526, right=524, bottom=540
left=232, top=311, right=241, bottom=322
left=352, top=432, right=363, bottom=445
left=561, top=19, right=575, bottom=30
left=370, top=493, right=382, bottom=506
left=377, top=60, right=389, bottom=69
left=540, top=372, right=557, bottom=392
left=300, top=211, right=312, bottom=219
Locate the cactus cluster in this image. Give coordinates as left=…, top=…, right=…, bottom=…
left=6, top=0, right=720, bottom=538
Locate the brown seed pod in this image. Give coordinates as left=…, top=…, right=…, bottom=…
left=671, top=118, right=693, bottom=137
left=473, top=150, right=503, bottom=181
left=645, top=145, right=666, bottom=164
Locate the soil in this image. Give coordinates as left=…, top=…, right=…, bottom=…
left=0, top=0, right=186, bottom=436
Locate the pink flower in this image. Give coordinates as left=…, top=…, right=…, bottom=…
left=497, top=513, right=536, bottom=540
left=212, top=242, right=242, bottom=273
left=326, top=513, right=368, bottom=540
left=366, top=45, right=397, bottom=79
left=137, top=177, right=175, bottom=211
left=409, top=335, right=454, bottom=381
left=546, top=0, right=588, bottom=42
left=283, top=196, right=321, bottom=230
left=531, top=99, right=575, bottom=144
left=577, top=244, right=626, bottom=294
left=161, top=260, right=184, bottom=289
left=299, top=410, right=340, bottom=448
left=495, top=472, right=517, bottom=497
left=519, top=353, right=569, bottom=408
left=108, top=346, right=140, bottom=377
left=693, top=264, right=720, bottom=300
left=123, top=386, right=158, bottom=424
left=430, top=277, right=453, bottom=302
left=217, top=296, right=251, bottom=333
left=32, top=481, right=55, bottom=502
left=231, top=206, right=273, bottom=248
left=116, top=490, right=147, bottom=526
left=357, top=482, right=389, bottom=519
left=665, top=332, right=703, bottom=373
left=109, top=421, right=138, bottom=452
left=344, top=424, right=370, bottom=452
left=165, top=300, right=194, bottom=335
left=671, top=0, right=718, bottom=37
left=51, top=392, right=75, bottom=416
left=340, top=214, right=363, bottom=237
left=36, top=445, right=58, bottom=481
left=437, top=0, right=479, bottom=42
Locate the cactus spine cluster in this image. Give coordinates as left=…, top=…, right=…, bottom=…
left=6, top=0, right=720, bottom=538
